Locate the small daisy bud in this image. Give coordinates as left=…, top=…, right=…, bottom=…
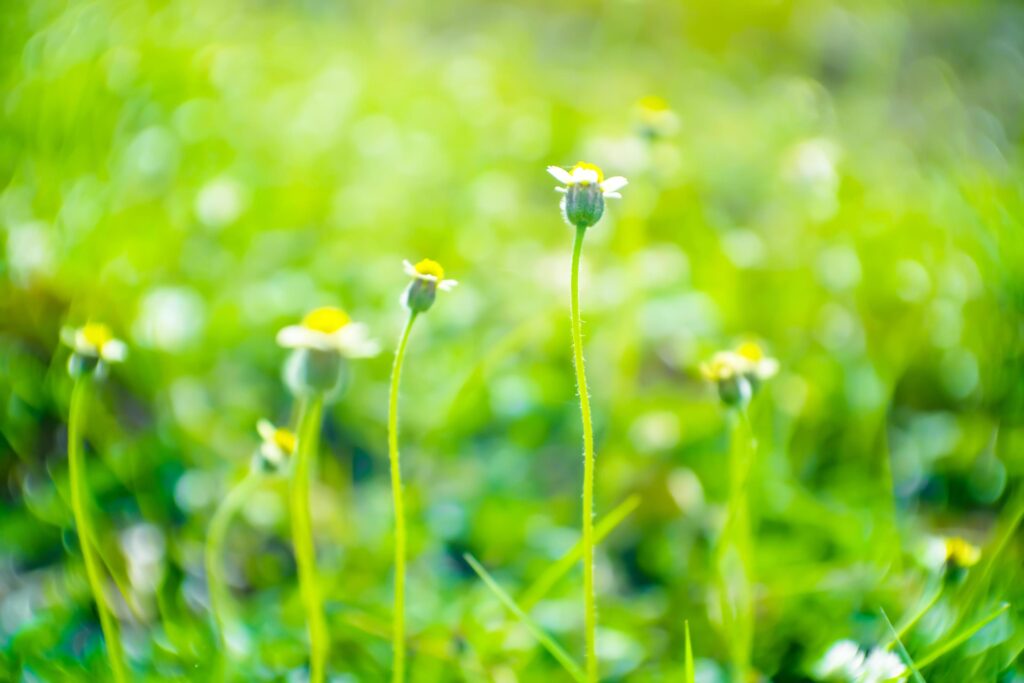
left=284, top=348, right=349, bottom=397
left=547, top=162, right=628, bottom=230
left=401, top=258, right=458, bottom=313
left=60, top=322, right=128, bottom=379
left=563, top=183, right=605, bottom=229
left=716, top=375, right=752, bottom=408
left=403, top=278, right=437, bottom=313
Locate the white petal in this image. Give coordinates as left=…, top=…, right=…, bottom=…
left=554, top=187, right=568, bottom=193
left=756, top=358, right=779, bottom=380
left=257, top=419, right=277, bottom=441
left=278, top=326, right=334, bottom=350
left=74, top=330, right=99, bottom=356
left=260, top=442, right=285, bottom=466
left=600, top=176, right=628, bottom=193
left=403, top=260, right=418, bottom=277
left=546, top=166, right=573, bottom=184
left=335, top=323, right=380, bottom=358
left=60, top=326, right=78, bottom=349
left=603, top=192, right=622, bottom=199
left=102, top=339, right=128, bottom=363
left=439, top=279, right=458, bottom=291
left=572, top=168, right=599, bottom=184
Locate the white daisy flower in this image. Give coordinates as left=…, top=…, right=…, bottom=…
left=276, top=307, right=379, bottom=358
left=701, top=341, right=779, bottom=407
left=815, top=639, right=866, bottom=680
left=61, top=322, right=128, bottom=364
left=402, top=259, right=458, bottom=292
left=546, top=161, right=629, bottom=199
left=858, top=648, right=907, bottom=682
left=256, top=419, right=296, bottom=469
left=401, top=258, right=458, bottom=314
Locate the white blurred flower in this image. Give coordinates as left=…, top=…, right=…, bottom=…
left=815, top=640, right=865, bottom=680
left=60, top=323, right=128, bottom=364
left=256, top=419, right=296, bottom=470
left=134, top=286, right=205, bottom=351
left=277, top=306, right=379, bottom=357
left=195, top=176, right=248, bottom=228
left=858, top=649, right=906, bottom=682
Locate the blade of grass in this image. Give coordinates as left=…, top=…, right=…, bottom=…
left=519, top=494, right=641, bottom=610
left=463, top=553, right=586, bottom=683
left=915, top=603, right=1010, bottom=669
left=884, top=585, right=943, bottom=651
left=684, top=620, right=695, bottom=683
left=879, top=608, right=926, bottom=683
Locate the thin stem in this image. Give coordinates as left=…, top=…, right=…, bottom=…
left=291, top=395, right=327, bottom=683
left=570, top=224, right=598, bottom=682
left=388, top=311, right=418, bottom=683
left=205, top=470, right=264, bottom=675
left=67, top=378, right=128, bottom=683
left=717, top=408, right=755, bottom=683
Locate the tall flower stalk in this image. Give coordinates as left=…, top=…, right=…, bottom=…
left=388, top=259, right=457, bottom=681
left=206, top=420, right=295, bottom=676
left=291, top=395, right=327, bottom=682
left=547, top=162, right=628, bottom=681
left=61, top=323, right=129, bottom=683
left=277, top=307, right=379, bottom=682
left=701, top=342, right=778, bottom=682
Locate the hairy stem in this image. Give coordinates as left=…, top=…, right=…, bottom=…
left=68, top=378, right=128, bottom=683
left=570, top=224, right=598, bottom=682
left=388, top=311, right=418, bottom=683
left=206, top=470, right=264, bottom=674
left=291, top=395, right=327, bottom=683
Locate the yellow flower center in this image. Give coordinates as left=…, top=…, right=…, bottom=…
left=638, top=95, right=670, bottom=112
left=302, top=307, right=351, bottom=333
left=945, top=537, right=980, bottom=567
left=572, top=161, right=604, bottom=184
left=81, top=323, right=113, bottom=351
left=273, top=428, right=297, bottom=455
left=414, top=258, right=445, bottom=280
left=736, top=341, right=764, bottom=362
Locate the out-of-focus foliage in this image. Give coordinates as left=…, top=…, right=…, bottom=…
left=1, top=0, right=1023, bottom=680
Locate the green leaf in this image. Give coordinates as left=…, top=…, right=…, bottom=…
left=879, top=607, right=926, bottom=683
left=464, top=553, right=587, bottom=683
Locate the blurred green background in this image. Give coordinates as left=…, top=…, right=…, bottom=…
left=2, top=0, right=1024, bottom=680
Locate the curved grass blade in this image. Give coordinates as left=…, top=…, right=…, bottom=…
left=916, top=603, right=1010, bottom=669
left=684, top=620, right=695, bottom=683
left=879, top=607, right=926, bottom=683
left=464, top=553, right=586, bottom=683
left=519, top=495, right=641, bottom=610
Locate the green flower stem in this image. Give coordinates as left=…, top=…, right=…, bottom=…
left=388, top=310, right=419, bottom=683
left=205, top=469, right=264, bottom=672
left=291, top=395, right=328, bottom=683
left=717, top=409, right=755, bottom=683
left=570, top=224, right=598, bottom=682
left=67, top=378, right=128, bottom=683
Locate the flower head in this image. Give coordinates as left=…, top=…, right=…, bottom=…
left=277, top=306, right=379, bottom=357
left=815, top=640, right=866, bottom=681
left=60, top=322, right=128, bottom=377
left=701, top=341, right=778, bottom=407
left=401, top=259, right=458, bottom=314
left=858, top=649, right=906, bottom=682
left=547, top=162, right=628, bottom=229
left=255, top=419, right=296, bottom=472
left=634, top=96, right=680, bottom=140
left=944, top=536, right=981, bottom=569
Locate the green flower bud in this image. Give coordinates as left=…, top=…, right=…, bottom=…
left=403, top=278, right=437, bottom=313
left=562, top=183, right=605, bottom=229
left=284, top=348, right=349, bottom=398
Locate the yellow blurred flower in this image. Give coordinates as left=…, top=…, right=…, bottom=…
left=61, top=322, right=128, bottom=363
left=256, top=419, right=296, bottom=469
